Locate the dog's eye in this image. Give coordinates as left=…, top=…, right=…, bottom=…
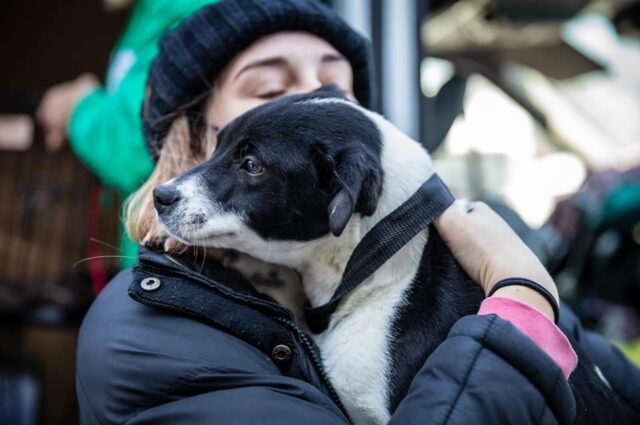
left=241, top=157, right=264, bottom=175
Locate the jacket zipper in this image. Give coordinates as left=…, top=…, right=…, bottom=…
left=137, top=259, right=351, bottom=421
left=270, top=315, right=351, bottom=422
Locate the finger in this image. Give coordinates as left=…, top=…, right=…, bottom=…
left=466, top=201, right=490, bottom=215
left=434, top=202, right=470, bottom=227
left=78, top=73, right=99, bottom=84
left=433, top=206, right=479, bottom=252
left=35, top=103, right=46, bottom=123
left=450, top=199, right=472, bottom=213
left=36, top=101, right=54, bottom=126
left=45, top=130, right=65, bottom=151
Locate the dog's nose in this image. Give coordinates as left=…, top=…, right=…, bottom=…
left=153, top=185, right=181, bottom=213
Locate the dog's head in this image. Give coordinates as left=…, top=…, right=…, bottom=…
left=153, top=91, right=384, bottom=254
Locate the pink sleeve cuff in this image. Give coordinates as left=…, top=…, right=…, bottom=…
left=478, top=296, right=578, bottom=378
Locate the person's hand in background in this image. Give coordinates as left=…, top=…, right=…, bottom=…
left=36, top=73, right=99, bottom=151
left=434, top=201, right=559, bottom=321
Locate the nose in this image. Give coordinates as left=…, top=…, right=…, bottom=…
left=290, top=83, right=323, bottom=96
left=153, top=185, right=181, bottom=214
left=290, top=68, right=323, bottom=95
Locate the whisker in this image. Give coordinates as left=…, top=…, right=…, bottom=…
left=199, top=242, right=206, bottom=272
left=73, top=255, right=136, bottom=268
left=89, top=237, right=122, bottom=252
left=197, top=216, right=207, bottom=271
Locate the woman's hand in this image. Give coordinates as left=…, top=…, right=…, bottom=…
left=36, top=73, right=99, bottom=151
left=434, top=201, right=559, bottom=321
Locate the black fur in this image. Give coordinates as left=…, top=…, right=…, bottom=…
left=172, top=91, right=383, bottom=241
left=387, top=227, right=483, bottom=412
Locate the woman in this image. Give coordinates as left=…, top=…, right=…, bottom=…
left=76, top=1, right=640, bottom=424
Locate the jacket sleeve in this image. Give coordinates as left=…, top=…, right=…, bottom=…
left=390, top=314, right=576, bottom=425
left=67, top=56, right=154, bottom=195
left=122, top=375, right=350, bottom=425
left=559, top=304, right=640, bottom=415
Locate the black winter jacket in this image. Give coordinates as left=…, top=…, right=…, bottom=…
left=76, top=249, right=640, bottom=424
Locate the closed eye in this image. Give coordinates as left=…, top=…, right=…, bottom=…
left=257, top=90, right=286, bottom=99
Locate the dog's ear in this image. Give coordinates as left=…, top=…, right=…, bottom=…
left=313, top=148, right=336, bottom=193
left=314, top=146, right=383, bottom=236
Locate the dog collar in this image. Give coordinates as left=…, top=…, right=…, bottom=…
left=304, top=173, right=456, bottom=334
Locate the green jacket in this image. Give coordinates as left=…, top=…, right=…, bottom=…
left=67, top=0, right=217, bottom=267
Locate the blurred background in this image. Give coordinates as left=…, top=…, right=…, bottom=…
left=1, top=0, right=639, bottom=424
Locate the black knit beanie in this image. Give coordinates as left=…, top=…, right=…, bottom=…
left=143, top=0, right=375, bottom=160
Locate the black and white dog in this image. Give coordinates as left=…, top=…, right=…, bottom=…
left=154, top=91, right=634, bottom=425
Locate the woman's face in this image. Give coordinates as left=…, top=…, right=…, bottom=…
left=206, top=31, right=355, bottom=131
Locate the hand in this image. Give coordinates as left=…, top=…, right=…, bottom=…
left=434, top=201, right=559, bottom=320
left=36, top=73, right=99, bottom=151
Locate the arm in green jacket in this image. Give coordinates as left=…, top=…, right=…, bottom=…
left=68, top=54, right=154, bottom=196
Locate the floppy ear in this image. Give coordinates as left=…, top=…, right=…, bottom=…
left=314, top=146, right=383, bottom=237
left=313, top=148, right=336, bottom=193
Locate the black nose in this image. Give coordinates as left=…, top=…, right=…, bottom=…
left=153, top=185, right=181, bottom=213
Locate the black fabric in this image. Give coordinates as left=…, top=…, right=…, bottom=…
left=76, top=250, right=603, bottom=424
left=304, top=173, right=455, bottom=333
left=129, top=249, right=347, bottom=414
left=143, top=0, right=375, bottom=159
left=77, top=267, right=349, bottom=425
left=489, top=277, right=560, bottom=324
left=388, top=314, right=575, bottom=425
left=559, top=305, right=640, bottom=419
left=386, top=226, right=484, bottom=412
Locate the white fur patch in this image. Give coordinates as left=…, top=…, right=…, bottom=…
left=158, top=175, right=247, bottom=244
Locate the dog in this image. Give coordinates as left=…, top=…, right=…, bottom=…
left=153, top=90, right=636, bottom=425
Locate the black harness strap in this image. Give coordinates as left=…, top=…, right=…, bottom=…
left=304, top=173, right=455, bottom=334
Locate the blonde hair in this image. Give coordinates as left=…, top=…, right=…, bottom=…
left=125, top=116, right=216, bottom=250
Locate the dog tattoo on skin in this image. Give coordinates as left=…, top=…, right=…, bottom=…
left=154, top=90, right=627, bottom=425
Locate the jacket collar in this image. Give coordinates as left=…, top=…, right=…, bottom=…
left=127, top=248, right=349, bottom=418
left=131, top=247, right=294, bottom=319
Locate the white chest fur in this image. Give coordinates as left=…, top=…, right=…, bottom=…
left=315, top=229, right=427, bottom=424
left=292, top=104, right=435, bottom=424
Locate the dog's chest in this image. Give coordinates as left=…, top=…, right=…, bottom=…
left=314, top=264, right=421, bottom=425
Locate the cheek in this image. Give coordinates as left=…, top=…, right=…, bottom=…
left=231, top=99, right=271, bottom=121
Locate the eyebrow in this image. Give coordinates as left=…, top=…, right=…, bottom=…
left=233, top=53, right=348, bottom=81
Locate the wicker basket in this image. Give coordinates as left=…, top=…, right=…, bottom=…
left=0, top=142, right=121, bottom=288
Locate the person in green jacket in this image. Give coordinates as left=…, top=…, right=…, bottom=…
left=36, top=0, right=217, bottom=267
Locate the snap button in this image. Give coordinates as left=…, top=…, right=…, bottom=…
left=271, top=344, right=292, bottom=363
left=140, top=277, right=161, bottom=291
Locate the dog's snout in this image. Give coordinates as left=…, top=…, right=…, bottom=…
left=153, top=185, right=181, bottom=213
